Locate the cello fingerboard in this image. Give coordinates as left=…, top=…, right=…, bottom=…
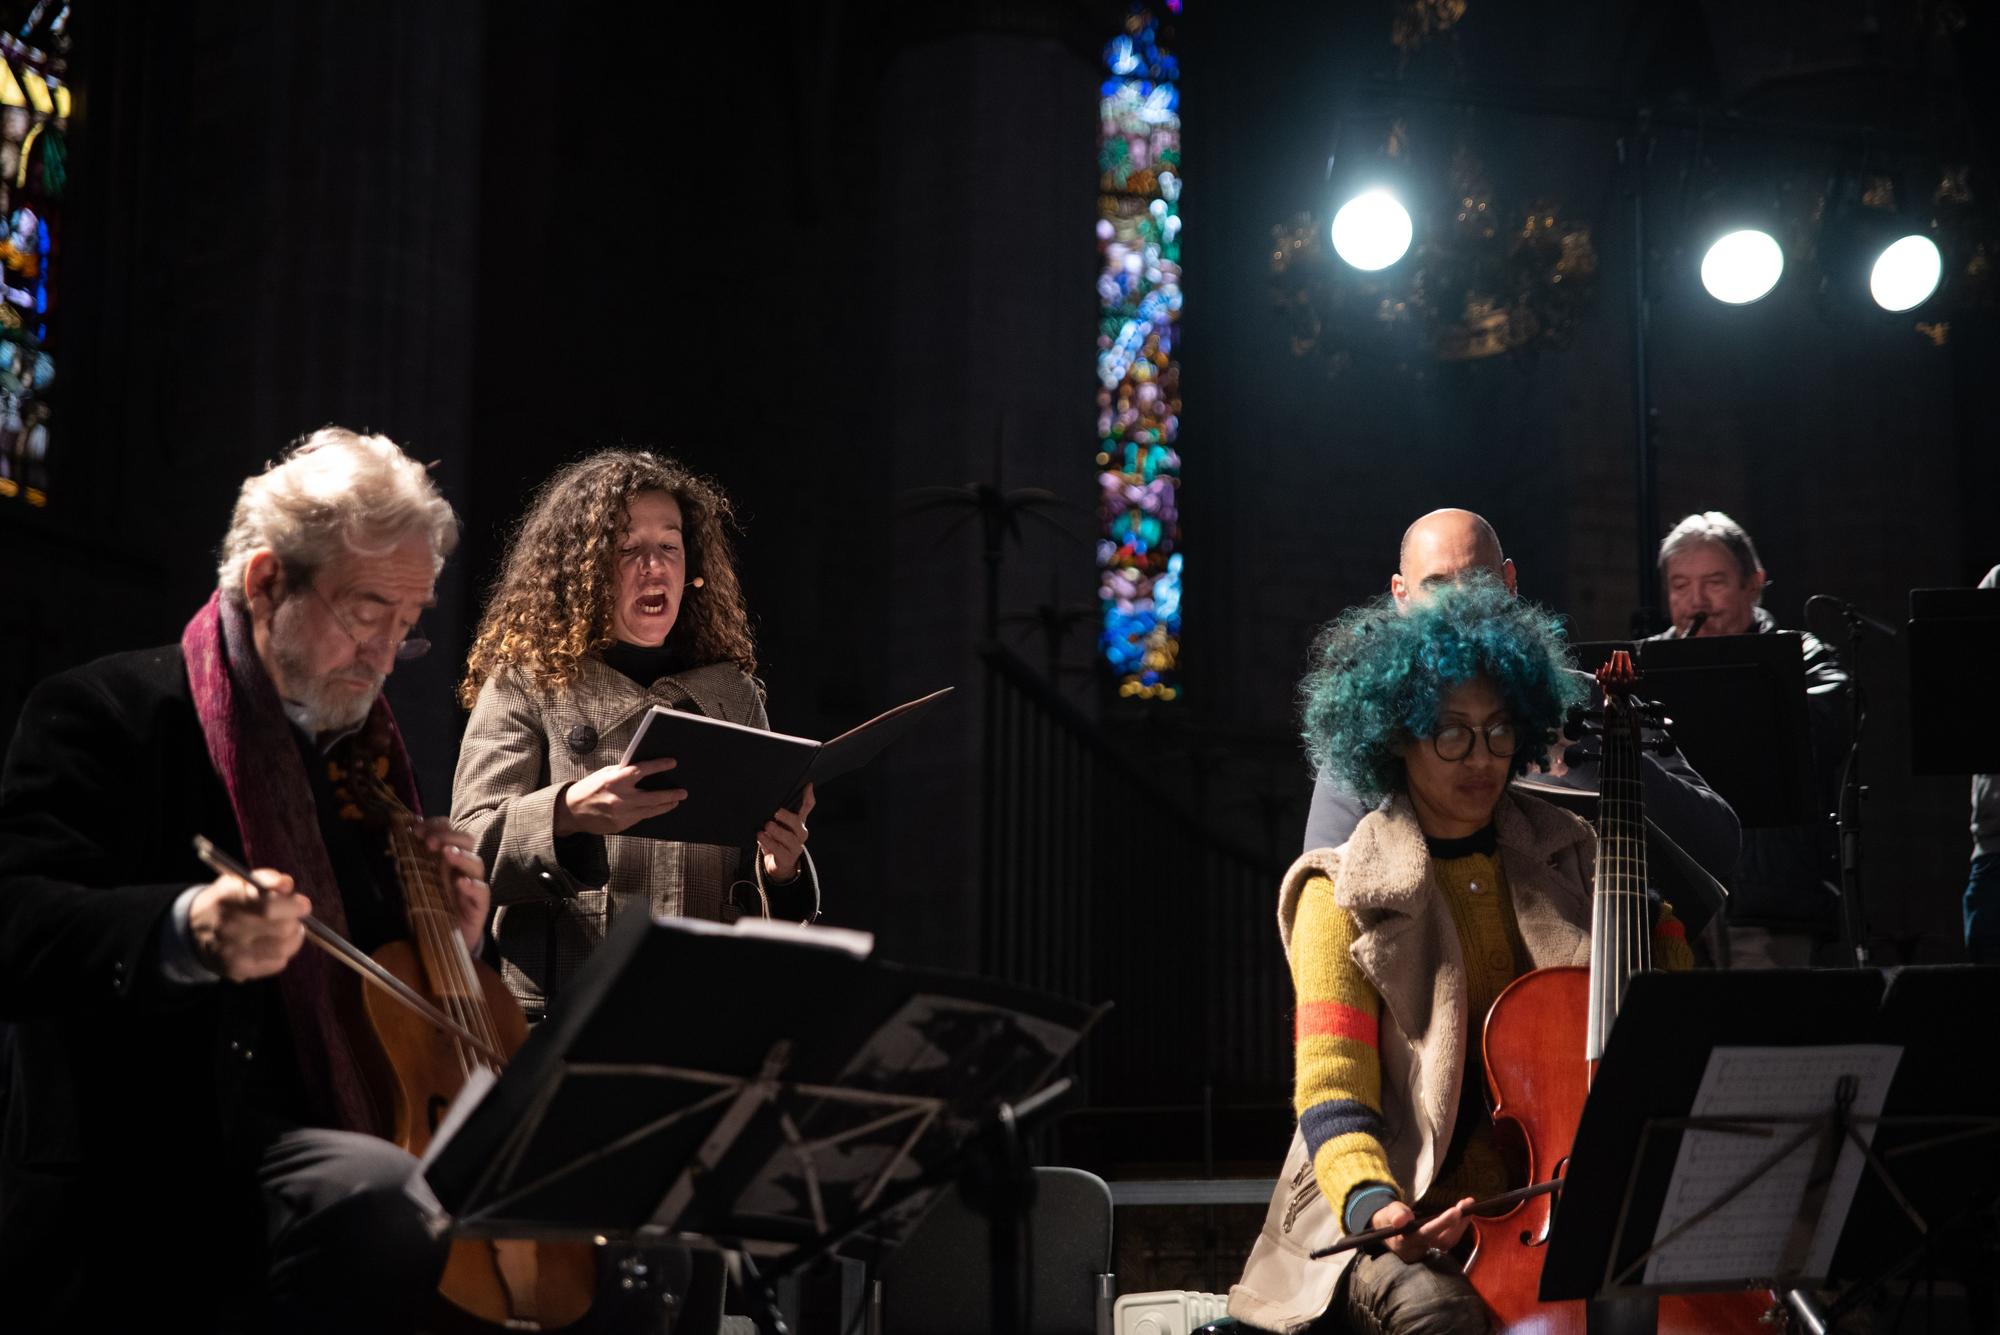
left=1587, top=651, right=1651, bottom=1062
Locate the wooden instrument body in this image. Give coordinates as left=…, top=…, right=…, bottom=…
left=1463, top=652, right=1772, bottom=1334
left=1471, top=966, right=1589, bottom=1333
left=1473, top=969, right=1773, bottom=1335
left=335, top=739, right=597, bottom=1334
left=361, top=940, right=597, bottom=1332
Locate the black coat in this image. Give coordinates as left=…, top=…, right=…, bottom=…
left=1728, top=609, right=1850, bottom=930
left=1644, top=607, right=1851, bottom=931
left=0, top=645, right=290, bottom=1320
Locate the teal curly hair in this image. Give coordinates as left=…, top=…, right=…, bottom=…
left=1300, top=574, right=1585, bottom=804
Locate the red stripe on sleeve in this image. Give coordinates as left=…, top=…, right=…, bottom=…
left=1296, top=1000, right=1378, bottom=1047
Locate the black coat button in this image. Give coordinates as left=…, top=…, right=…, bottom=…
left=566, top=724, right=599, bottom=756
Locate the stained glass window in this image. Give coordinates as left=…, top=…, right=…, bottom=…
left=1096, top=4, right=1182, bottom=700
left=0, top=13, right=67, bottom=510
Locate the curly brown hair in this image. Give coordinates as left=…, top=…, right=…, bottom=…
left=459, top=450, right=757, bottom=706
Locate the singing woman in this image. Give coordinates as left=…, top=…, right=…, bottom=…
left=1230, top=576, right=1692, bottom=1335
left=452, top=449, right=816, bottom=1020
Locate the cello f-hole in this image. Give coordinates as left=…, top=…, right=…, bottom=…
left=1525, top=1157, right=1570, bottom=1248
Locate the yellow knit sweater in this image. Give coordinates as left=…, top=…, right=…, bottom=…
left=1292, top=851, right=1693, bottom=1235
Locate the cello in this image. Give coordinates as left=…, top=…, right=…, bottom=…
left=1465, top=651, right=1774, bottom=1333
left=334, top=750, right=599, bottom=1332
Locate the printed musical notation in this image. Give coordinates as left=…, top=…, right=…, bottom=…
left=1643, top=1044, right=1903, bottom=1286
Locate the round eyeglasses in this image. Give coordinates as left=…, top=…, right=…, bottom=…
left=309, top=585, right=431, bottom=662
left=1431, top=721, right=1518, bottom=762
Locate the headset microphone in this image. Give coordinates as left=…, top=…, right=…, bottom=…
left=685, top=577, right=705, bottom=590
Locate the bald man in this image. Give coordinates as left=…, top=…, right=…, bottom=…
left=1302, top=510, right=1742, bottom=908
left=1390, top=508, right=1516, bottom=608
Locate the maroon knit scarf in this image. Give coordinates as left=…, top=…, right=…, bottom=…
left=181, top=591, right=422, bottom=1135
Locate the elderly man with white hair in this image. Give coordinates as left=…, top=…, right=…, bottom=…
left=0, top=428, right=485, bottom=1333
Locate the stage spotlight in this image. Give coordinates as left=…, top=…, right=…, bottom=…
left=1868, top=234, right=1942, bottom=313
left=1330, top=190, right=1413, bottom=271
left=1818, top=192, right=1946, bottom=319
left=1699, top=229, right=1784, bottom=305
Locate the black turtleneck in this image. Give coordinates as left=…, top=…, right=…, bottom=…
left=1422, top=822, right=1499, bottom=860
left=601, top=638, right=690, bottom=687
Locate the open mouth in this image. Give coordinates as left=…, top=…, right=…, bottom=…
left=636, top=592, right=669, bottom=616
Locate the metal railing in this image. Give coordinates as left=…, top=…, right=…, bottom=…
left=978, top=648, right=1291, bottom=1114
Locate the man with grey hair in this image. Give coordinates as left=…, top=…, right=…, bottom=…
left=0, top=428, right=486, bottom=1332
left=1655, top=510, right=1769, bottom=640
left=1649, top=509, right=1850, bottom=968
left=1303, top=509, right=1742, bottom=909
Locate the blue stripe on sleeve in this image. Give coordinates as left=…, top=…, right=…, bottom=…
left=1299, top=1098, right=1386, bottom=1155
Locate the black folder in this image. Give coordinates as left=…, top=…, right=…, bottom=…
left=615, top=686, right=953, bottom=846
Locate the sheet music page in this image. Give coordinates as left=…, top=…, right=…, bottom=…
left=1643, top=1044, right=1902, bottom=1285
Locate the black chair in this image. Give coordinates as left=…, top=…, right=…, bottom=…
left=878, top=1166, right=1114, bottom=1335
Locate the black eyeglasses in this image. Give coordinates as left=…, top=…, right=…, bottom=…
left=1431, top=721, right=1518, bottom=761
left=308, top=586, right=431, bottom=662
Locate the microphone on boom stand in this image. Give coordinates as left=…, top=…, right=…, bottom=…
left=1804, top=593, right=1897, bottom=969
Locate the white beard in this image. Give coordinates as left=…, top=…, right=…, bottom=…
left=269, top=600, right=384, bottom=734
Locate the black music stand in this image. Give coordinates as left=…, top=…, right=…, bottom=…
left=1826, top=964, right=2000, bottom=1324
left=1571, top=635, right=1816, bottom=829
left=1908, top=587, right=2000, bottom=775
left=1541, top=969, right=2000, bottom=1327
left=421, top=913, right=1101, bottom=1332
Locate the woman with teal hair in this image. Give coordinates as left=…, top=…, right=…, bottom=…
left=1232, top=576, right=1692, bottom=1335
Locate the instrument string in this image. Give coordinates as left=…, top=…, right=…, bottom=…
left=333, top=763, right=595, bottom=1327
left=416, top=821, right=505, bottom=1072
left=1620, top=690, right=1637, bottom=1027
left=1612, top=691, right=1626, bottom=1044
left=369, top=768, right=503, bottom=1078
left=1592, top=653, right=1653, bottom=1054
left=1636, top=710, right=1651, bottom=976
left=390, top=823, right=475, bottom=1082
left=1608, top=697, right=1620, bottom=1046
left=1605, top=685, right=1618, bottom=1051
left=394, top=799, right=506, bottom=1070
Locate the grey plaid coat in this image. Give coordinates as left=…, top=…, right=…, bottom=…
left=451, top=657, right=819, bottom=1016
